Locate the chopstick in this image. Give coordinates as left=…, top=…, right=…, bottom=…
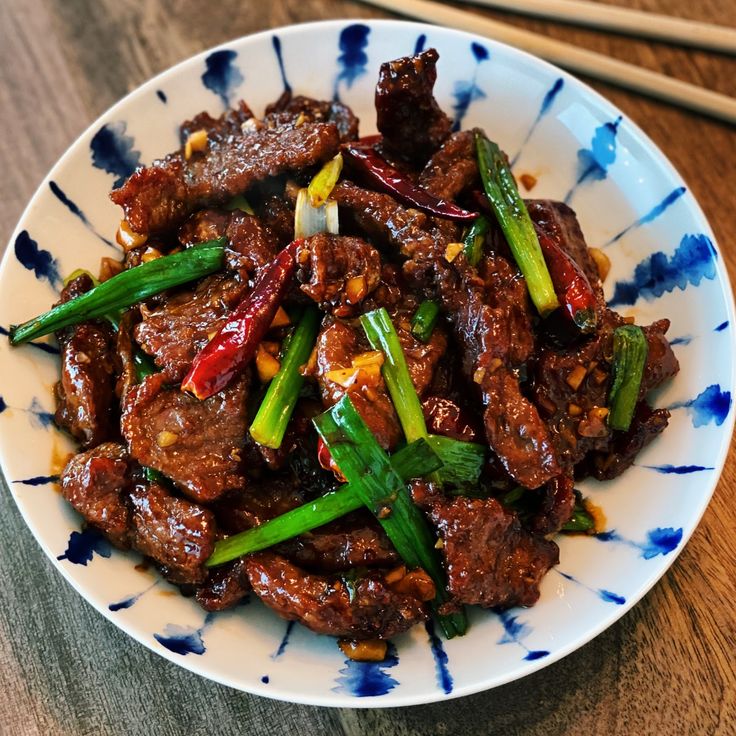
left=463, top=0, right=736, bottom=54
left=359, top=0, right=736, bottom=125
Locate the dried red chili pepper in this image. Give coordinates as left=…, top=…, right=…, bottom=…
left=536, top=231, right=597, bottom=333
left=181, top=240, right=301, bottom=400
left=316, top=436, right=346, bottom=482
left=342, top=144, right=478, bottom=222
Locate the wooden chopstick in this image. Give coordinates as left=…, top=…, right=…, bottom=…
left=359, top=0, right=736, bottom=125
left=463, top=0, right=736, bottom=54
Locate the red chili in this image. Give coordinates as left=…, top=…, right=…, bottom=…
left=316, top=436, right=346, bottom=482
left=342, top=144, right=478, bottom=222
left=181, top=240, right=301, bottom=399
left=536, top=231, right=597, bottom=333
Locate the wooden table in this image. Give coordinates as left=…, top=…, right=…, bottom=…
left=0, top=1, right=733, bottom=733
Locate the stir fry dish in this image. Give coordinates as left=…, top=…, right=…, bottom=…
left=10, top=49, right=679, bottom=660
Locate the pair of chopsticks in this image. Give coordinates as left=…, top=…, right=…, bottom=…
left=359, top=0, right=736, bottom=125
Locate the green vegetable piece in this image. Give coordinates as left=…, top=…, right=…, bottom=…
left=608, top=324, right=648, bottom=431
left=206, top=438, right=443, bottom=567
left=428, top=434, right=485, bottom=486
left=410, top=300, right=440, bottom=343
left=561, top=508, right=595, bottom=533
left=9, top=239, right=226, bottom=345
left=314, top=396, right=467, bottom=639
left=307, top=152, right=343, bottom=207
left=224, top=194, right=254, bottom=214
left=133, top=351, right=158, bottom=382
left=475, top=132, right=559, bottom=317
left=462, top=215, right=490, bottom=267
left=249, top=307, right=321, bottom=449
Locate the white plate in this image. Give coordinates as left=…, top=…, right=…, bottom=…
left=0, top=19, right=733, bottom=707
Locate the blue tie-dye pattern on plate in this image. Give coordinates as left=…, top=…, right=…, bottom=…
left=201, top=50, right=244, bottom=108
left=333, top=643, right=400, bottom=697
left=89, top=122, right=141, bottom=188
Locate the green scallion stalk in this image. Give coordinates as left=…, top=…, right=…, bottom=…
left=410, top=301, right=440, bottom=343
left=10, top=239, right=226, bottom=345
left=307, top=153, right=343, bottom=207
left=314, top=396, right=467, bottom=639
left=475, top=132, right=559, bottom=317
left=249, top=307, right=321, bottom=449
left=428, top=434, right=485, bottom=486
left=206, top=437, right=442, bottom=567
left=463, top=215, right=490, bottom=267
left=608, top=325, right=648, bottom=431
left=561, top=508, right=595, bottom=533
left=224, top=194, right=254, bottom=214
left=133, top=351, right=158, bottom=382
left=294, top=188, right=339, bottom=239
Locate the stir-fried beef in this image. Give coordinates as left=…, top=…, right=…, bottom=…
left=60, top=443, right=133, bottom=547
left=246, top=552, right=429, bottom=638
left=529, top=473, right=576, bottom=536
left=418, top=130, right=478, bottom=201
left=54, top=274, right=118, bottom=448
left=422, top=396, right=479, bottom=442
left=315, top=318, right=402, bottom=450
left=180, top=100, right=254, bottom=144
left=196, top=558, right=251, bottom=611
left=177, top=208, right=230, bottom=246
left=255, top=194, right=295, bottom=246
left=428, top=496, right=559, bottom=608
left=111, top=119, right=340, bottom=235
left=225, top=211, right=280, bottom=280
left=266, top=92, right=359, bottom=142
left=122, top=372, right=248, bottom=502
left=296, top=233, right=381, bottom=315
left=375, top=48, right=452, bottom=165
left=129, top=482, right=216, bottom=585
left=134, top=273, right=249, bottom=382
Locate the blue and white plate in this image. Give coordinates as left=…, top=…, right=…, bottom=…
left=0, top=20, right=733, bottom=707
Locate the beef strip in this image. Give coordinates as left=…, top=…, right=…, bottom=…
left=427, top=496, right=559, bottom=608
left=334, top=179, right=559, bottom=488
left=295, top=233, right=381, bottom=315
left=418, top=130, right=478, bottom=202
left=375, top=49, right=452, bottom=165
left=122, top=372, right=248, bottom=502
left=195, top=558, right=251, bottom=611
left=129, top=482, right=216, bottom=585
left=177, top=208, right=230, bottom=246
left=422, top=396, right=479, bottom=442
left=60, top=442, right=133, bottom=547
left=265, top=92, right=359, bottom=142
left=529, top=473, right=576, bottom=536
left=134, top=272, right=249, bottom=382
left=225, top=211, right=279, bottom=280
left=246, top=552, right=429, bottom=639
left=54, top=274, right=118, bottom=448
left=110, top=119, right=340, bottom=235
left=255, top=194, right=295, bottom=246
left=179, top=101, right=254, bottom=144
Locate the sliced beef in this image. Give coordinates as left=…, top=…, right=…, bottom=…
left=314, top=318, right=402, bottom=450
left=134, top=273, right=248, bottom=382
left=418, top=130, right=478, bottom=202
left=529, top=473, right=576, bottom=536
left=265, top=92, right=359, bottom=142
left=295, top=233, right=381, bottom=315
left=255, top=194, right=295, bottom=246
left=179, top=101, right=254, bottom=144
left=110, top=119, right=340, bottom=235
left=60, top=442, right=133, bottom=547
left=122, top=372, right=248, bottom=502
left=427, top=496, right=559, bottom=608
left=225, top=211, right=279, bottom=280
left=422, top=396, right=479, bottom=442
left=276, top=513, right=399, bottom=573
left=177, top=208, right=230, bottom=246
left=54, top=274, right=118, bottom=448
left=196, top=558, right=251, bottom=611
left=246, top=552, right=429, bottom=639
left=129, top=482, right=216, bottom=585
left=587, top=404, right=671, bottom=481
left=375, top=49, right=452, bottom=165
left=114, top=310, right=139, bottom=400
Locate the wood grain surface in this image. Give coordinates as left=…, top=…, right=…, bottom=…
left=0, top=1, right=734, bottom=734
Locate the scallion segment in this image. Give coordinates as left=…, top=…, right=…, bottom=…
left=206, top=437, right=443, bottom=567
left=224, top=194, right=254, bottom=214
left=463, top=215, right=490, bottom=267
left=314, top=396, right=467, bottom=638
left=10, top=239, right=226, bottom=345
left=294, top=188, right=339, bottom=239
left=410, top=301, right=440, bottom=343
left=428, top=434, right=485, bottom=486
left=307, top=153, right=343, bottom=207
left=608, top=325, right=648, bottom=431
left=249, top=307, right=321, bottom=449
left=475, top=132, right=559, bottom=317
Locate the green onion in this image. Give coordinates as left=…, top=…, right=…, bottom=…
left=475, top=132, right=559, bottom=317
left=428, top=434, right=485, bottom=486
left=224, top=194, right=254, bottom=214
left=63, top=269, right=99, bottom=288
left=10, top=239, right=226, bottom=345
left=608, top=325, right=648, bottom=431
left=561, top=507, right=595, bottom=533
left=410, top=301, right=440, bottom=343
left=206, top=437, right=442, bottom=567
left=314, top=396, right=467, bottom=639
left=143, top=467, right=167, bottom=485
left=308, top=153, right=343, bottom=207
left=463, top=215, right=490, bottom=267
left=249, top=307, right=321, bottom=449
left=133, top=350, right=158, bottom=382
left=294, top=188, right=339, bottom=239
left=360, top=308, right=428, bottom=444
